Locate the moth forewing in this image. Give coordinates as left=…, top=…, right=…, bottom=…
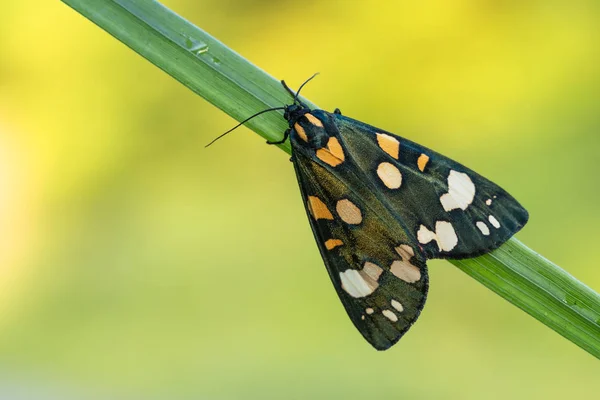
left=284, top=105, right=527, bottom=350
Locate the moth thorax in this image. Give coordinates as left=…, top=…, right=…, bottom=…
left=295, top=122, right=329, bottom=149
left=310, top=128, right=330, bottom=149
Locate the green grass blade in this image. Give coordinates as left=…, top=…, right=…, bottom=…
left=62, top=0, right=317, bottom=153
left=62, top=0, right=600, bottom=358
left=451, top=239, right=600, bottom=358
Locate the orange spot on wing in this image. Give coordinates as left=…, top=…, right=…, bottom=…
left=417, top=154, right=429, bottom=172
left=294, top=123, right=308, bottom=142
left=304, top=113, right=324, bottom=127
left=307, top=196, right=334, bottom=220
left=316, top=137, right=345, bottom=167
left=376, top=133, right=400, bottom=159
left=324, top=239, right=343, bottom=250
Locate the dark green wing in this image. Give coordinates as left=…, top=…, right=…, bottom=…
left=291, top=147, right=428, bottom=350
left=288, top=108, right=527, bottom=350
left=327, top=111, right=529, bottom=260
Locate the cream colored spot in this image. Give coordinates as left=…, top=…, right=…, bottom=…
left=361, top=315, right=365, bottom=320
left=382, top=309, right=398, bottom=322
left=397, top=244, right=414, bottom=257
left=294, top=122, right=308, bottom=142
left=485, top=198, right=492, bottom=206
left=417, top=221, right=459, bottom=252
left=390, top=261, right=421, bottom=283
left=489, top=215, right=501, bottom=229
left=339, top=270, right=371, bottom=298
left=476, top=221, right=490, bottom=236
left=339, top=262, right=383, bottom=298
left=366, top=308, right=374, bottom=314
left=316, top=137, right=345, bottom=167
left=417, top=154, right=429, bottom=172
left=391, top=299, right=404, bottom=312
left=304, top=113, right=323, bottom=127
left=376, top=133, right=400, bottom=159
left=376, top=162, right=402, bottom=189
left=324, top=239, right=343, bottom=250
left=362, top=262, right=383, bottom=281
left=440, top=170, right=476, bottom=211
left=307, top=196, right=333, bottom=220
left=336, top=199, right=362, bottom=225
left=390, top=245, right=421, bottom=283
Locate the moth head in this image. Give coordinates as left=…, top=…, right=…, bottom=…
left=283, top=104, right=307, bottom=122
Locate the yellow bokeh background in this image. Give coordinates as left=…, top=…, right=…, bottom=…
left=0, top=0, right=598, bottom=398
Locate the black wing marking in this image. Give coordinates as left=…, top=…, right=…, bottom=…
left=291, top=149, right=429, bottom=350
left=324, top=111, right=529, bottom=260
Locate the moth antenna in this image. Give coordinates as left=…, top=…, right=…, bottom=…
left=205, top=106, right=286, bottom=148
left=294, top=72, right=319, bottom=104
left=281, top=73, right=319, bottom=108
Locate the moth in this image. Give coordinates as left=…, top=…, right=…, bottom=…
left=212, top=76, right=528, bottom=350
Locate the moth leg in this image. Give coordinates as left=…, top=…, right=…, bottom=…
left=334, top=108, right=342, bottom=115
left=266, top=128, right=290, bottom=145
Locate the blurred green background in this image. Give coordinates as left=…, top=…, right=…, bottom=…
left=0, top=0, right=598, bottom=398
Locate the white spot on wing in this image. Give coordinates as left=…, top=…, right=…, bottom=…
left=417, top=221, right=459, bottom=252
left=440, top=170, right=476, bottom=211
left=476, top=221, right=490, bottom=235
left=486, top=198, right=492, bottom=206
left=489, top=215, right=501, bottom=229
left=339, top=270, right=372, bottom=298
left=391, top=299, right=404, bottom=312
left=339, top=262, right=383, bottom=298
left=366, top=308, right=374, bottom=314
left=362, top=261, right=383, bottom=281
left=382, top=309, right=398, bottom=322
left=390, top=245, right=421, bottom=283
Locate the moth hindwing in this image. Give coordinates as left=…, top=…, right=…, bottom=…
left=279, top=99, right=528, bottom=350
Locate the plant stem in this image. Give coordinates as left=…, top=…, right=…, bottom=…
left=62, top=0, right=600, bottom=358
